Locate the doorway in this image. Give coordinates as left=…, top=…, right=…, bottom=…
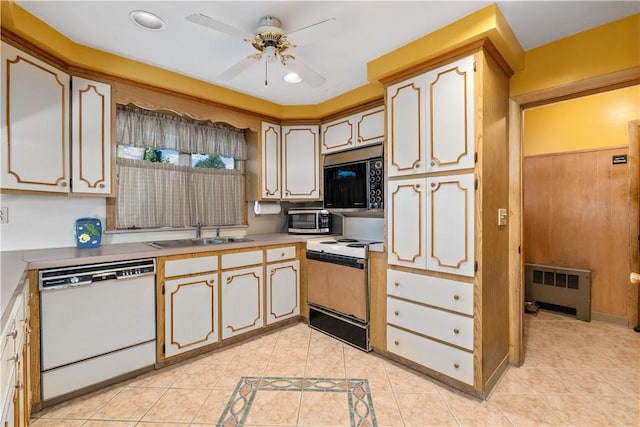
left=508, top=72, right=640, bottom=365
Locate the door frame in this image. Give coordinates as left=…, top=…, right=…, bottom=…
left=508, top=66, right=640, bottom=365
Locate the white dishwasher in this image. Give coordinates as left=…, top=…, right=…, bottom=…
left=39, top=258, right=156, bottom=402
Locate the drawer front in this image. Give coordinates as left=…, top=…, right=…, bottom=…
left=387, top=269, right=473, bottom=315
left=165, top=255, right=218, bottom=277
left=387, top=297, right=473, bottom=350
left=222, top=250, right=263, bottom=270
left=387, top=325, right=473, bottom=385
left=266, top=246, right=297, bottom=263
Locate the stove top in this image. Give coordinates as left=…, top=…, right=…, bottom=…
left=306, top=236, right=382, bottom=258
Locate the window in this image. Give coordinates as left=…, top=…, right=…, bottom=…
left=114, top=104, right=247, bottom=229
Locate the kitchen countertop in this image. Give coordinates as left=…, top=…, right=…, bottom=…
left=1, top=233, right=310, bottom=316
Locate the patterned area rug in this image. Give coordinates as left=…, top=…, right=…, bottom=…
left=218, top=376, right=377, bottom=426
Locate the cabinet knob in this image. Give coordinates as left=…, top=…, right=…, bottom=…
left=394, top=340, right=399, bottom=346
left=453, top=362, right=460, bottom=369
left=430, top=160, right=437, bottom=167
left=394, top=281, right=399, bottom=287
left=98, top=183, right=105, bottom=189
left=430, top=182, right=436, bottom=188
left=394, top=310, right=399, bottom=316
left=453, top=294, right=460, bottom=300
left=414, top=163, right=420, bottom=169
left=453, top=328, right=460, bottom=334
left=6, top=329, right=17, bottom=339
left=281, top=252, right=285, bottom=257
left=415, top=184, right=420, bottom=189
left=60, top=181, right=68, bottom=187
left=8, top=352, right=19, bottom=362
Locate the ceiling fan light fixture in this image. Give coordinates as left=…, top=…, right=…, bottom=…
left=284, top=72, right=302, bottom=84
left=129, top=10, right=166, bottom=31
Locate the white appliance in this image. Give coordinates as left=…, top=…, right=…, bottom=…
left=39, top=259, right=156, bottom=402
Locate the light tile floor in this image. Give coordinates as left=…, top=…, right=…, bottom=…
left=31, top=310, right=640, bottom=426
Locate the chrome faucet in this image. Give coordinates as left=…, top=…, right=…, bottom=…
left=196, top=222, right=203, bottom=239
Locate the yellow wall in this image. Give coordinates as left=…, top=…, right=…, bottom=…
left=511, top=14, right=640, bottom=97
left=523, top=85, right=639, bottom=156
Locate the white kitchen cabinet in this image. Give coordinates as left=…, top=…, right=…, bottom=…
left=266, top=260, right=300, bottom=324
left=1, top=42, right=113, bottom=195
left=384, top=47, right=510, bottom=398
left=260, top=121, right=281, bottom=199
left=426, top=173, right=475, bottom=277
left=387, top=55, right=475, bottom=177
left=71, top=76, right=112, bottom=195
left=158, top=254, right=218, bottom=360
left=163, top=273, right=218, bottom=358
left=281, top=125, right=320, bottom=200
left=387, top=178, right=427, bottom=268
left=258, top=122, right=320, bottom=201
left=221, top=265, right=264, bottom=339
left=320, top=106, right=384, bottom=154
left=386, top=74, right=426, bottom=176
left=1, top=42, right=70, bottom=193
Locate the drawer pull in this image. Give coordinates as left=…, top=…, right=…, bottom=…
left=281, top=252, right=285, bottom=257
left=394, top=281, right=400, bottom=287
left=453, top=362, right=460, bottom=369
left=394, top=340, right=399, bottom=346
left=453, top=328, right=460, bottom=334
left=394, top=310, right=399, bottom=316
left=453, top=294, right=460, bottom=300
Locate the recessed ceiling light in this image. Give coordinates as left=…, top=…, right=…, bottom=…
left=129, top=10, right=166, bottom=31
left=283, top=72, right=302, bottom=84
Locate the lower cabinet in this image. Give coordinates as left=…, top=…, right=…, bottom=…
left=163, top=273, right=218, bottom=358
left=266, top=260, right=300, bottom=324
left=221, top=265, right=264, bottom=339
left=386, top=269, right=475, bottom=386
left=159, top=254, right=219, bottom=360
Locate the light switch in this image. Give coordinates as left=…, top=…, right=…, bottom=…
left=498, top=208, right=507, bottom=226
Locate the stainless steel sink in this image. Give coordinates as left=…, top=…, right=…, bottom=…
left=146, top=237, right=253, bottom=249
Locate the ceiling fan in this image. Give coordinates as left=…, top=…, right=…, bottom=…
left=185, top=13, right=336, bottom=88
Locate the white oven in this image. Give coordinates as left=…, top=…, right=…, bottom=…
left=39, top=259, right=156, bottom=402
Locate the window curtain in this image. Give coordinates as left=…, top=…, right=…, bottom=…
left=116, top=104, right=247, bottom=159
left=114, top=105, right=247, bottom=229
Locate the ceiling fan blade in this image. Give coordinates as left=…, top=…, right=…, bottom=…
left=218, top=56, right=258, bottom=81
left=286, top=58, right=326, bottom=88
left=185, top=13, right=252, bottom=40
left=286, top=18, right=338, bottom=46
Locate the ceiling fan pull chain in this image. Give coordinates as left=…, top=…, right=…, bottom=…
left=265, top=61, right=268, bottom=86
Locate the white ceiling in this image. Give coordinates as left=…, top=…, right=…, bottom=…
left=15, top=1, right=640, bottom=106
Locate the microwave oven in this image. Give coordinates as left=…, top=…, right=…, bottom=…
left=287, top=209, right=331, bottom=234
left=323, top=145, right=384, bottom=211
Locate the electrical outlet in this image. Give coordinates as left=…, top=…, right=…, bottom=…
left=0, top=207, right=8, bottom=224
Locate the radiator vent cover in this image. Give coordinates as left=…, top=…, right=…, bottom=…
left=525, top=263, right=591, bottom=321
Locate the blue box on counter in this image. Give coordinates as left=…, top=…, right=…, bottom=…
left=75, top=217, right=102, bottom=248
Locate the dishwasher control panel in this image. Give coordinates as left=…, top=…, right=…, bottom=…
left=40, top=258, right=155, bottom=289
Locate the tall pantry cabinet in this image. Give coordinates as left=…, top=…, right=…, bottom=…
left=384, top=44, right=511, bottom=398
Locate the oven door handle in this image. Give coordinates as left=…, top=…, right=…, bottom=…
left=306, top=251, right=366, bottom=269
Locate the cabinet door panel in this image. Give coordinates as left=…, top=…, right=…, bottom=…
left=266, top=260, right=300, bottom=324
left=355, top=107, right=384, bottom=147
left=221, top=266, right=264, bottom=338
left=261, top=122, right=281, bottom=199
left=388, top=179, right=427, bottom=268
left=71, top=77, right=112, bottom=194
left=387, top=75, right=426, bottom=177
left=282, top=126, right=320, bottom=199
left=425, top=56, right=475, bottom=172
left=164, top=274, right=218, bottom=358
left=1, top=42, right=70, bottom=192
left=426, top=174, right=475, bottom=277
left=321, top=118, right=354, bottom=153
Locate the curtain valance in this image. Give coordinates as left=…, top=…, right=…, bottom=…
left=115, top=104, right=247, bottom=160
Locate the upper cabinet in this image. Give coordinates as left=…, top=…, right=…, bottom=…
left=387, top=56, right=475, bottom=177
left=71, top=77, right=112, bottom=194
left=257, top=122, right=321, bottom=201
left=1, top=42, right=112, bottom=195
left=320, top=106, right=384, bottom=154
left=260, top=122, right=282, bottom=199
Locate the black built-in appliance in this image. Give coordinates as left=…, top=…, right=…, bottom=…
left=323, top=145, right=383, bottom=211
